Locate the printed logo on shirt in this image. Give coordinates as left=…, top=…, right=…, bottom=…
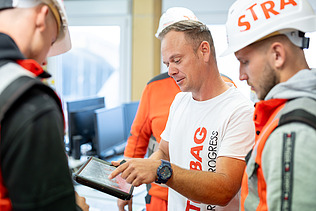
left=189, top=127, right=206, bottom=171
left=208, top=131, right=218, bottom=172
left=186, top=128, right=219, bottom=211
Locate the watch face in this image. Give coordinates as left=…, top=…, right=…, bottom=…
left=159, top=166, right=172, bottom=179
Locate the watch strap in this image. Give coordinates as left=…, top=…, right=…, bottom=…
left=156, top=159, right=172, bottom=184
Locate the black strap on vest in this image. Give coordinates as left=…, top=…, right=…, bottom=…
left=0, top=63, right=62, bottom=124
left=0, top=60, right=10, bottom=67
left=279, top=109, right=316, bottom=130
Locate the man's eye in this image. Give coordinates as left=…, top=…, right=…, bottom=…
left=174, top=59, right=180, bottom=64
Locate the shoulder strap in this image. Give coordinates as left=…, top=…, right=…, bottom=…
left=279, top=109, right=316, bottom=130
left=0, top=60, right=10, bottom=68
left=278, top=98, right=316, bottom=130
left=0, top=64, right=62, bottom=124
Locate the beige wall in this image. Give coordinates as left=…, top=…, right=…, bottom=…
left=131, top=0, right=162, bottom=100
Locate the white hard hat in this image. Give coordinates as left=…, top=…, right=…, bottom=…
left=221, top=0, right=316, bottom=56
left=8, top=0, right=71, bottom=57
left=155, top=7, right=198, bottom=38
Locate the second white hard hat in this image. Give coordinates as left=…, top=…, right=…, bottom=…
left=221, top=0, right=316, bottom=56
left=155, top=7, right=198, bottom=38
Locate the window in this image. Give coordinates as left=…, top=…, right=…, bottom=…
left=47, top=0, right=132, bottom=108
left=60, top=26, right=120, bottom=107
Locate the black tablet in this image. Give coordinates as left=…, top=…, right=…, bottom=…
left=73, top=156, right=133, bottom=200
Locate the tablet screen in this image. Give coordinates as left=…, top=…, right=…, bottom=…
left=78, top=158, right=132, bottom=194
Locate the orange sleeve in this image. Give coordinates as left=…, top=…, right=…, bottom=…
left=124, top=84, right=152, bottom=158
left=124, top=76, right=180, bottom=158
left=221, top=73, right=237, bottom=88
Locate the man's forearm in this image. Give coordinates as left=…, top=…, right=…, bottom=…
left=165, top=157, right=245, bottom=206
left=166, top=164, right=234, bottom=206
left=148, top=148, right=169, bottom=161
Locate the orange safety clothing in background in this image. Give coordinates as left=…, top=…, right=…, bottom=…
left=124, top=72, right=180, bottom=203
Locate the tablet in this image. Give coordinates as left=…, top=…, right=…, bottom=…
left=73, top=156, right=133, bottom=200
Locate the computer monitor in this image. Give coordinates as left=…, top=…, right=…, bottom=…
left=94, top=106, right=126, bottom=158
left=93, top=101, right=139, bottom=159
left=123, top=101, right=139, bottom=139
left=66, top=97, right=105, bottom=159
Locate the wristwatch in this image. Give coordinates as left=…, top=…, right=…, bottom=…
left=156, top=159, right=173, bottom=184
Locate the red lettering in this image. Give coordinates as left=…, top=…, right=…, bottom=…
left=280, top=0, right=297, bottom=10
left=190, top=128, right=205, bottom=172
left=261, top=1, right=279, bottom=19
left=194, top=127, right=207, bottom=144
left=186, top=200, right=201, bottom=211
left=190, top=161, right=202, bottom=171
left=238, top=0, right=299, bottom=32
left=238, top=15, right=251, bottom=32
left=190, top=146, right=203, bottom=162
left=247, top=3, right=258, bottom=21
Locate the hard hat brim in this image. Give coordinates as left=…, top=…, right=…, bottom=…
left=47, top=27, right=71, bottom=57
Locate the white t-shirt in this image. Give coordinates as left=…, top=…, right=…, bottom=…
left=161, top=85, right=255, bottom=211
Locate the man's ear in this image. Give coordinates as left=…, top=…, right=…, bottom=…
left=270, top=42, right=286, bottom=69
left=35, top=5, right=50, bottom=32
left=200, top=41, right=211, bottom=62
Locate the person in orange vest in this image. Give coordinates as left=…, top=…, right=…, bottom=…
left=0, top=1, right=88, bottom=210
left=119, top=7, right=237, bottom=211
left=222, top=0, right=316, bottom=210
left=110, top=19, right=255, bottom=210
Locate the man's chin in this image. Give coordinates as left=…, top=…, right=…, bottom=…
left=256, top=93, right=265, bottom=101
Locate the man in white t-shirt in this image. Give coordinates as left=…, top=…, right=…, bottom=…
left=110, top=20, right=255, bottom=211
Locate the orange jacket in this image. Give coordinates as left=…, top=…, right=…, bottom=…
left=124, top=73, right=180, bottom=200
left=124, top=72, right=236, bottom=201
left=241, top=96, right=316, bottom=211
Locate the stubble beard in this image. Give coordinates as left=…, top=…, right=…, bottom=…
left=257, top=64, right=279, bottom=101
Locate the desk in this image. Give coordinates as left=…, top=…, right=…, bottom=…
left=75, top=184, right=146, bottom=211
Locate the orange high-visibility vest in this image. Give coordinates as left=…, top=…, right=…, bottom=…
left=240, top=97, right=316, bottom=211
left=240, top=98, right=288, bottom=211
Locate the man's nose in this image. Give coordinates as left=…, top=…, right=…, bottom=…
left=168, top=63, right=178, bottom=76
left=239, top=67, right=248, bottom=81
